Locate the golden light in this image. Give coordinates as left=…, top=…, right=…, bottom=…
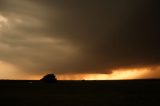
left=0, top=60, right=159, bottom=80
left=0, top=15, right=8, bottom=28
left=0, top=60, right=39, bottom=80
left=106, top=68, right=149, bottom=79
left=0, top=61, right=21, bottom=79
left=0, top=15, right=8, bottom=23
left=57, top=68, right=150, bottom=80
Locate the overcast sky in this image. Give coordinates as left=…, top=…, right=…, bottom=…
left=0, top=0, right=159, bottom=79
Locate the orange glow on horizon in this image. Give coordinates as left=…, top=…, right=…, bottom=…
left=57, top=68, right=150, bottom=80
left=0, top=60, right=159, bottom=80
left=25, top=67, right=160, bottom=80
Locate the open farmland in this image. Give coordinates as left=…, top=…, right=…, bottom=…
left=0, top=80, right=160, bottom=106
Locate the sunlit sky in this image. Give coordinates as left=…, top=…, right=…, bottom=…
left=0, top=0, right=159, bottom=80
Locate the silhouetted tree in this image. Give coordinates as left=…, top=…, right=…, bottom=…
left=40, top=74, right=57, bottom=83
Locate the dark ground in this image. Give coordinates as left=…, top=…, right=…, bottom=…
left=0, top=80, right=160, bottom=106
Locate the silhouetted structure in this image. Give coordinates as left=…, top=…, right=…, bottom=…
left=40, top=74, right=57, bottom=83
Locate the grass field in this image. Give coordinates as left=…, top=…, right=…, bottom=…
left=0, top=80, right=160, bottom=106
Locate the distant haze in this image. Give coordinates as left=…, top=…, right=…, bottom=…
left=0, top=0, right=159, bottom=80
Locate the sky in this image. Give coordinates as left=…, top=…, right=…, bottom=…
left=0, top=0, right=160, bottom=80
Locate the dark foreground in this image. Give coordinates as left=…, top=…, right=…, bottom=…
left=0, top=80, right=160, bottom=106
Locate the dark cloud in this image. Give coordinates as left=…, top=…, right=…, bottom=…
left=0, top=0, right=159, bottom=75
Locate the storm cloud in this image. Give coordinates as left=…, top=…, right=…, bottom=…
left=0, top=0, right=159, bottom=76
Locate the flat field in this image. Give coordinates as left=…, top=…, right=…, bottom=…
left=0, top=80, right=160, bottom=106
